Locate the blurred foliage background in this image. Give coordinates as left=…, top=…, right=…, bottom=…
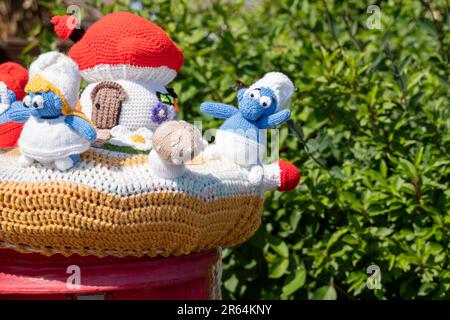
left=1, top=0, right=449, bottom=299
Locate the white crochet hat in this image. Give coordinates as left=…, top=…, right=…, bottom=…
left=248, top=72, right=295, bottom=110
left=26, top=51, right=80, bottom=112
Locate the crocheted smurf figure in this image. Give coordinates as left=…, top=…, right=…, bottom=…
left=0, top=62, right=28, bottom=150
left=52, top=12, right=183, bottom=151
left=8, top=52, right=96, bottom=171
left=201, top=72, right=293, bottom=165
left=201, top=72, right=300, bottom=189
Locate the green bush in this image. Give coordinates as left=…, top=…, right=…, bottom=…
left=29, top=0, right=449, bottom=299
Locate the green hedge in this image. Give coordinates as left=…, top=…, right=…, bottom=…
left=31, top=0, right=449, bottom=299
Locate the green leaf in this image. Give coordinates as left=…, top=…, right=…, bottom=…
left=282, top=268, right=307, bottom=296
left=269, top=258, right=289, bottom=279
left=289, top=210, right=302, bottom=231
left=380, top=159, right=388, bottom=178
left=306, top=138, right=320, bottom=153
left=224, top=274, right=238, bottom=293
left=399, top=158, right=417, bottom=178
left=415, top=146, right=424, bottom=166
left=418, top=283, right=436, bottom=296
left=342, top=234, right=359, bottom=245
left=326, top=228, right=349, bottom=250
left=312, top=285, right=337, bottom=300
left=267, top=235, right=289, bottom=258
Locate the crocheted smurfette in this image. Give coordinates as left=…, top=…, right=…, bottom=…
left=0, top=147, right=263, bottom=257
left=19, top=117, right=91, bottom=163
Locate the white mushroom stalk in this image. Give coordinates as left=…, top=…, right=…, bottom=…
left=148, top=121, right=204, bottom=179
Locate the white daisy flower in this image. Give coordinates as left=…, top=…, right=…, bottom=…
left=109, top=125, right=153, bottom=151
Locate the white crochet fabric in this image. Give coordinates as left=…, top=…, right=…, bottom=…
left=248, top=72, right=295, bottom=110
left=253, top=163, right=281, bottom=190
left=0, top=148, right=264, bottom=200
left=80, top=79, right=177, bottom=131
left=147, top=149, right=185, bottom=179
left=212, top=129, right=266, bottom=167
left=80, top=64, right=177, bottom=86
left=18, top=117, right=90, bottom=162
left=28, top=52, right=80, bottom=109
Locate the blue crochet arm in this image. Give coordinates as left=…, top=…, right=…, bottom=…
left=0, top=112, right=8, bottom=124
left=5, top=101, right=31, bottom=123
left=65, top=116, right=97, bottom=142
left=256, top=109, right=291, bottom=129
left=200, top=102, right=238, bottom=119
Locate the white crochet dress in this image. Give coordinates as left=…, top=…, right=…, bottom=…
left=18, top=116, right=90, bottom=163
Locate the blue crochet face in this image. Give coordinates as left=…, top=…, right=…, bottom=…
left=23, top=91, right=63, bottom=118
left=238, top=87, right=278, bottom=121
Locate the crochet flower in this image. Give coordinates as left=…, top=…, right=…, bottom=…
left=151, top=102, right=170, bottom=125
left=109, top=125, right=153, bottom=151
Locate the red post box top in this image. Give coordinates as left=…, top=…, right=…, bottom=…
left=0, top=248, right=220, bottom=295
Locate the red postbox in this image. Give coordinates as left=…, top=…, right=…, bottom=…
left=0, top=248, right=221, bottom=300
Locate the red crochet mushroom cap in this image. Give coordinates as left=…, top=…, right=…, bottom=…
left=63, top=12, right=184, bottom=85
left=277, top=160, right=301, bottom=191
left=0, top=62, right=28, bottom=100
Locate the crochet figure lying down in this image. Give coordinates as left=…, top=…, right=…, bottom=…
left=8, top=52, right=96, bottom=171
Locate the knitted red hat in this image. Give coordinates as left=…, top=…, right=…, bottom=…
left=52, top=15, right=77, bottom=41
left=277, top=160, right=301, bottom=191
left=52, top=12, right=184, bottom=85
left=0, top=62, right=28, bottom=100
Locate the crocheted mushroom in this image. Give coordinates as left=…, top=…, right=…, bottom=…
left=148, top=120, right=204, bottom=178
left=52, top=12, right=183, bottom=84
left=52, top=12, right=183, bottom=138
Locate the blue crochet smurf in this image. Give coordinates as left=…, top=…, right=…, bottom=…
left=200, top=72, right=294, bottom=172
left=8, top=52, right=96, bottom=171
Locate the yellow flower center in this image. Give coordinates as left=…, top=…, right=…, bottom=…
left=158, top=109, right=166, bottom=117
left=131, top=135, right=146, bottom=144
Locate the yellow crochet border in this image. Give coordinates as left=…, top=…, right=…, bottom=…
left=0, top=181, right=263, bottom=257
